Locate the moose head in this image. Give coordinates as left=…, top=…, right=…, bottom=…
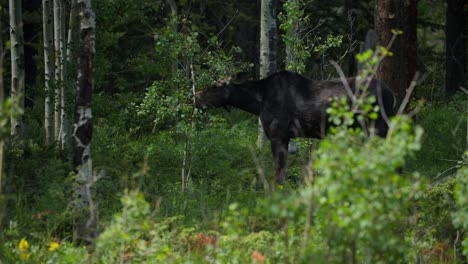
left=194, top=72, right=252, bottom=109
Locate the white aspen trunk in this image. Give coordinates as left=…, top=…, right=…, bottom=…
left=259, top=0, right=278, bottom=78
left=9, top=0, right=25, bottom=136
left=53, top=0, right=62, bottom=142
left=257, top=0, right=277, bottom=147
left=66, top=0, right=77, bottom=65
left=73, top=0, right=96, bottom=242
left=43, top=0, right=55, bottom=145
left=59, top=0, right=68, bottom=150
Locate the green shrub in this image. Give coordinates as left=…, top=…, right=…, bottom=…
left=453, top=153, right=468, bottom=255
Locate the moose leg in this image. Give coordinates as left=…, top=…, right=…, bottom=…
left=270, top=138, right=289, bottom=184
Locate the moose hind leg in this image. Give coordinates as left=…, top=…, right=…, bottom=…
left=270, top=138, right=289, bottom=184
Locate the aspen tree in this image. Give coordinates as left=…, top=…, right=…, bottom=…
left=73, top=0, right=96, bottom=242
left=9, top=0, right=25, bottom=136
left=43, top=0, right=55, bottom=145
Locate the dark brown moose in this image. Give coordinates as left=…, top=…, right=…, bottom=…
left=195, top=71, right=395, bottom=184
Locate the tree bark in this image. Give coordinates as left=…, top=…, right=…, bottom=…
left=43, top=0, right=55, bottom=145
left=66, top=0, right=77, bottom=65
left=9, top=0, right=25, bottom=136
left=258, top=0, right=278, bottom=147
left=375, top=0, right=417, bottom=102
left=259, top=0, right=278, bottom=78
left=59, top=0, right=68, bottom=150
left=446, top=0, right=467, bottom=96
left=73, top=0, right=96, bottom=243
left=53, top=0, right=62, bottom=142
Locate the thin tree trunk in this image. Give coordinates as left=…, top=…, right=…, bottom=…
left=445, top=0, right=467, bottom=96
left=53, top=0, right=62, bottom=142
left=181, top=138, right=190, bottom=191
left=59, top=0, right=68, bottom=150
left=257, top=0, right=277, bottom=147
left=66, top=0, right=77, bottom=65
left=375, top=0, right=417, bottom=102
left=259, top=0, right=278, bottom=78
left=73, top=0, right=96, bottom=243
left=9, top=0, right=25, bottom=136
left=43, top=0, right=55, bottom=145
left=62, top=0, right=78, bottom=153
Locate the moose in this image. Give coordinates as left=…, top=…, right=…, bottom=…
left=195, top=71, right=396, bottom=184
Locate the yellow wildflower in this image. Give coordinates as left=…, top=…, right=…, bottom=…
left=277, top=185, right=284, bottom=190
left=49, top=242, right=60, bottom=252
left=18, top=238, right=29, bottom=252
left=20, top=252, right=30, bottom=260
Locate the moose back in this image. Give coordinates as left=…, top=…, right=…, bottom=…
left=195, top=71, right=396, bottom=184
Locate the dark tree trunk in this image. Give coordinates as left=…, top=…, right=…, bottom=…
left=73, top=0, right=96, bottom=243
left=446, top=0, right=467, bottom=96
left=375, top=0, right=417, bottom=102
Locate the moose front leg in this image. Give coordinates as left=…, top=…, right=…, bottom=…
left=270, top=138, right=289, bottom=184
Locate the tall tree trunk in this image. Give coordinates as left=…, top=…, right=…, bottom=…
left=257, top=0, right=277, bottom=147
left=43, top=0, right=55, bottom=145
left=62, top=0, right=78, bottom=152
left=59, top=0, right=68, bottom=150
left=9, top=0, right=25, bottom=136
left=73, top=0, right=96, bottom=242
left=446, top=0, right=467, bottom=96
left=53, top=0, right=62, bottom=142
left=259, top=0, right=278, bottom=78
left=375, top=0, right=417, bottom=102
left=66, top=0, right=77, bottom=65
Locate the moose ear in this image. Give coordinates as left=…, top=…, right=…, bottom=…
left=230, top=72, right=251, bottom=85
